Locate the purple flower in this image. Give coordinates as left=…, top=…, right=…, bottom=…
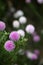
left=0, top=21, right=6, bottom=31
left=9, top=31, right=20, bottom=41
left=34, top=49, right=40, bottom=55
left=33, top=35, right=40, bottom=42
left=4, top=40, right=15, bottom=52
left=31, top=54, right=38, bottom=60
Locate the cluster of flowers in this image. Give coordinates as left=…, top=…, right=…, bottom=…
left=13, top=10, right=40, bottom=42
left=25, top=0, right=43, bottom=4
left=4, top=31, right=20, bottom=52
left=0, top=20, right=40, bottom=60
left=13, top=10, right=27, bottom=29
left=11, top=9, right=40, bottom=61
left=13, top=10, right=27, bottom=38
left=26, top=50, right=40, bottom=60
left=0, top=21, right=20, bottom=52
left=17, top=48, right=40, bottom=60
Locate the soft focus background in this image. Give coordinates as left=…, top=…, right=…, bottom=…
left=0, top=0, right=43, bottom=65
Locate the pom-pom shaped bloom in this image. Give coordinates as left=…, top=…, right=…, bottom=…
left=9, top=31, right=20, bottom=41
left=26, top=51, right=38, bottom=60
left=14, top=10, right=24, bottom=18
left=4, top=40, right=15, bottom=52
left=25, top=0, right=31, bottom=3
left=17, top=29, right=25, bottom=37
left=25, top=24, right=35, bottom=34
left=0, top=21, right=6, bottom=31
left=12, top=20, right=20, bottom=28
left=33, top=35, right=40, bottom=42
left=19, top=16, right=27, bottom=24
left=34, top=49, right=40, bottom=55
left=37, top=0, right=43, bottom=4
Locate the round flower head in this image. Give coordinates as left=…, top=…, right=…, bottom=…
left=37, top=0, right=43, bottom=4
left=17, top=29, right=25, bottom=37
left=25, top=24, right=35, bottom=34
left=9, top=31, right=20, bottom=41
left=25, top=0, right=31, bottom=3
left=34, top=49, right=40, bottom=55
left=12, top=20, right=20, bottom=28
left=4, top=40, right=15, bottom=52
left=19, top=16, right=27, bottom=24
left=0, top=21, right=6, bottom=31
left=26, top=51, right=38, bottom=60
left=33, top=35, right=40, bottom=42
left=14, top=10, right=24, bottom=18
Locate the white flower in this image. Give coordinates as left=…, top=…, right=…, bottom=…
left=25, top=24, right=35, bottom=34
left=19, top=16, right=27, bottom=24
left=26, top=51, right=33, bottom=59
left=14, top=10, right=24, bottom=18
left=17, top=29, right=25, bottom=37
left=26, top=51, right=38, bottom=60
left=12, top=20, right=20, bottom=28
left=37, top=0, right=43, bottom=4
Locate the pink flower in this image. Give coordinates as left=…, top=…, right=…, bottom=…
left=4, top=40, right=15, bottom=52
left=0, top=21, right=6, bottom=31
left=33, top=35, right=40, bottom=42
left=9, top=31, right=20, bottom=41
